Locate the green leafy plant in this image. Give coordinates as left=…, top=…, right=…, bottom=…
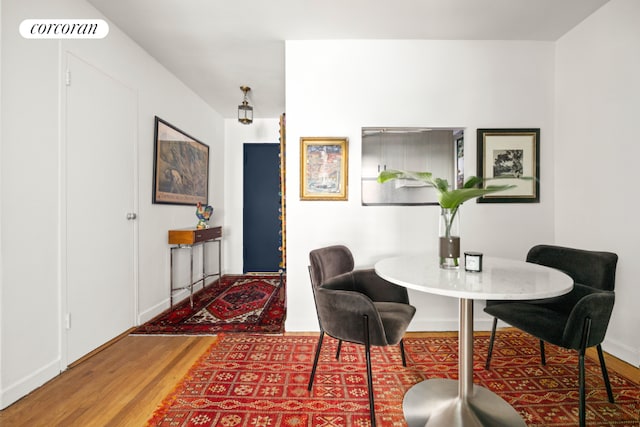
left=377, top=169, right=516, bottom=238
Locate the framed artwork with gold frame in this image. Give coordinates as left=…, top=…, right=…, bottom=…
left=300, top=137, right=348, bottom=201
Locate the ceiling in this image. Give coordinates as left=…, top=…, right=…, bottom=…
left=86, top=0, right=609, bottom=119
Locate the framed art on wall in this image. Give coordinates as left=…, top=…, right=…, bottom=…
left=456, top=133, right=465, bottom=189
left=300, top=137, right=348, bottom=201
left=476, top=128, right=540, bottom=203
left=153, top=116, right=209, bottom=205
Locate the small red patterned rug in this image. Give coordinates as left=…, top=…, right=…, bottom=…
left=132, top=275, right=285, bottom=334
left=146, top=331, right=638, bottom=426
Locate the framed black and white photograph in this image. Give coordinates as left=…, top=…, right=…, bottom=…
left=476, top=128, right=539, bottom=203
left=153, top=116, right=209, bottom=205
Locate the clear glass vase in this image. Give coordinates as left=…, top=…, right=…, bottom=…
left=439, top=207, right=460, bottom=269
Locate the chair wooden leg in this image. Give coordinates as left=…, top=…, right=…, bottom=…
left=336, top=339, right=342, bottom=360
left=399, top=339, right=407, bottom=367
left=485, top=317, right=498, bottom=369
left=539, top=340, right=546, bottom=366
left=308, top=331, right=324, bottom=391
left=363, top=315, right=376, bottom=427
left=597, top=344, right=615, bottom=403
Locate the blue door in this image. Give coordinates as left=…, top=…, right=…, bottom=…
left=243, top=143, right=282, bottom=273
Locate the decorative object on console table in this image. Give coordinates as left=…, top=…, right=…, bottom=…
left=378, top=170, right=513, bottom=269
left=168, top=226, right=222, bottom=308
left=195, top=202, right=213, bottom=229
left=476, top=128, right=540, bottom=203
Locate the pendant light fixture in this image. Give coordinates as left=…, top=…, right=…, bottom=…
left=238, top=86, right=253, bottom=125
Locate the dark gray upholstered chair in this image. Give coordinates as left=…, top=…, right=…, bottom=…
left=484, top=244, right=618, bottom=427
left=308, top=245, right=416, bottom=426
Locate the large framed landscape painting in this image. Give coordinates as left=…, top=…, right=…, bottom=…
left=153, top=116, right=209, bottom=205
left=476, top=128, right=540, bottom=203
left=300, top=137, right=348, bottom=201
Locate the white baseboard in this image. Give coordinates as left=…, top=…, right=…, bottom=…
left=137, top=286, right=204, bottom=325
left=0, top=358, right=61, bottom=410
left=603, top=337, right=639, bottom=367
left=408, top=319, right=638, bottom=367
left=137, top=298, right=170, bottom=325
left=406, top=318, right=499, bottom=333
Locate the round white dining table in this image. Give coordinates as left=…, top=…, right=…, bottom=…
left=375, top=254, right=574, bottom=427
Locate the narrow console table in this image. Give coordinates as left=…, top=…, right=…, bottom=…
left=168, top=226, right=222, bottom=308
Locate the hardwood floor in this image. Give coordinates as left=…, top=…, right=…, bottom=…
left=0, top=334, right=217, bottom=427
left=0, top=331, right=637, bottom=426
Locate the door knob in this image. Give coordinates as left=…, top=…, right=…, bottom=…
left=126, top=213, right=137, bottom=220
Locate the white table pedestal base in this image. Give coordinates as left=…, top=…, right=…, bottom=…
left=403, top=379, right=526, bottom=427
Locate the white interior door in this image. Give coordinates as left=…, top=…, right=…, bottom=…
left=65, top=53, right=137, bottom=364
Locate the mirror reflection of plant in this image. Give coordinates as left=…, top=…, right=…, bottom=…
left=377, top=170, right=517, bottom=238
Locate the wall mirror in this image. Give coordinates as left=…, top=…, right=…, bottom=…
left=361, top=127, right=464, bottom=205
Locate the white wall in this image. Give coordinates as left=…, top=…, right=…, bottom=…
left=224, top=118, right=282, bottom=274
left=1, top=0, right=223, bottom=408
left=284, top=40, right=557, bottom=333
left=1, top=0, right=62, bottom=409
left=555, top=0, right=640, bottom=365
left=0, top=4, right=4, bottom=407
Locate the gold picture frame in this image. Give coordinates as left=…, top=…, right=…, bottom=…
left=300, top=137, right=348, bottom=201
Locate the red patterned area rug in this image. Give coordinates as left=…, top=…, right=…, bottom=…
left=146, top=331, right=638, bottom=426
left=132, top=275, right=285, bottom=334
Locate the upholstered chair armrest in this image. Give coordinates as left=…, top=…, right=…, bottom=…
left=528, top=283, right=591, bottom=312
left=317, top=276, right=388, bottom=346
left=562, top=291, right=615, bottom=350
left=352, top=268, right=410, bottom=304
left=487, top=283, right=594, bottom=312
